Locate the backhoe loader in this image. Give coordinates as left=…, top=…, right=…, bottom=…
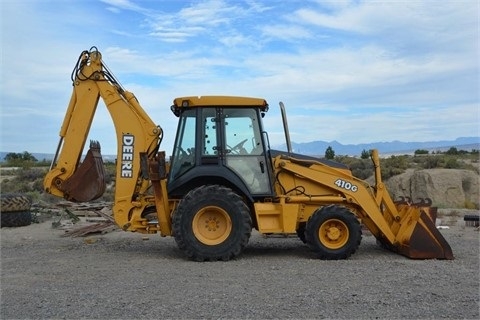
left=44, top=47, right=453, bottom=261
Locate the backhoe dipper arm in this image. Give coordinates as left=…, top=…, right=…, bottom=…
left=44, top=48, right=164, bottom=229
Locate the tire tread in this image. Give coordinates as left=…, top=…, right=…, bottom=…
left=305, top=205, right=362, bottom=260
left=1, top=193, right=32, bottom=212
left=172, top=185, right=251, bottom=261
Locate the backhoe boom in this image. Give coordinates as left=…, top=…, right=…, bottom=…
left=44, top=47, right=168, bottom=234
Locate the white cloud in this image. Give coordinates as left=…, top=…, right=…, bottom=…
left=0, top=0, right=478, bottom=155
left=100, top=0, right=150, bottom=14
left=177, top=0, right=238, bottom=26
left=261, top=24, right=313, bottom=41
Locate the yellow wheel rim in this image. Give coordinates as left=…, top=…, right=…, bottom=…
left=318, top=219, right=349, bottom=249
left=192, top=206, right=232, bottom=245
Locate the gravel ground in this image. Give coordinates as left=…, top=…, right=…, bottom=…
left=1, top=217, right=479, bottom=320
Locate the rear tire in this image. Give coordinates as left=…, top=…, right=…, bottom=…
left=305, top=205, right=362, bottom=260
left=172, top=185, right=252, bottom=261
left=1, top=211, right=32, bottom=227
left=1, top=193, right=31, bottom=212
left=1, top=194, right=32, bottom=228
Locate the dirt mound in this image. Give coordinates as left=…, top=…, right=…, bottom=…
left=385, top=169, right=479, bottom=208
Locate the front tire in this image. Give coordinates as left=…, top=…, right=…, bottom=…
left=172, top=185, right=252, bottom=261
left=305, top=205, right=362, bottom=260
left=296, top=222, right=307, bottom=243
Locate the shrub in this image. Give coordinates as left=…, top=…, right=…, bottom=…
left=445, top=147, right=458, bottom=155
left=445, top=157, right=460, bottom=169
left=379, top=155, right=409, bottom=179
left=349, top=159, right=373, bottom=180
left=414, top=149, right=429, bottom=155
left=464, top=200, right=479, bottom=210
left=420, top=156, right=442, bottom=169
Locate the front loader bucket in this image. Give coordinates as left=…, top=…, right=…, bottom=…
left=394, top=204, right=454, bottom=260
left=61, top=141, right=106, bottom=202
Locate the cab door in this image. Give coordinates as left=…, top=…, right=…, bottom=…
left=221, top=107, right=273, bottom=195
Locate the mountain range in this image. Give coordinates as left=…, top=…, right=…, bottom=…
left=275, top=136, right=479, bottom=156
left=1, top=137, right=478, bottom=162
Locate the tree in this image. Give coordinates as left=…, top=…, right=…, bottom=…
left=360, top=149, right=370, bottom=159
left=4, top=152, right=37, bottom=167
left=445, top=147, right=458, bottom=155
left=325, top=146, right=335, bottom=159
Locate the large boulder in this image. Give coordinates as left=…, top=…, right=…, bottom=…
left=385, top=169, right=479, bottom=208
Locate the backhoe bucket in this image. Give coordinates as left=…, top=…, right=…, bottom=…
left=61, top=141, right=106, bottom=202
left=393, top=203, right=454, bottom=260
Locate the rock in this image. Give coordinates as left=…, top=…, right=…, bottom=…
left=385, top=169, right=479, bottom=208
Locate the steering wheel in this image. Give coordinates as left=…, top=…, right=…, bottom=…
left=179, top=147, right=188, bottom=157
left=227, top=138, right=248, bottom=154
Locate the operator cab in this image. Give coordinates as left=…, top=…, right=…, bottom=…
left=167, top=96, right=274, bottom=200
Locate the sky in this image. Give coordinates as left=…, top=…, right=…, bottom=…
left=1, top=0, right=479, bottom=156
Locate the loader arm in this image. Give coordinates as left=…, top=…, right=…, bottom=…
left=44, top=48, right=170, bottom=233
left=272, top=151, right=453, bottom=259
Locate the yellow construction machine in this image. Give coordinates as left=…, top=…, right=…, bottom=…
left=44, top=47, right=453, bottom=261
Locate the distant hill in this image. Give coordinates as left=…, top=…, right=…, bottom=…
left=1, top=137, right=478, bottom=162
left=274, top=137, right=479, bottom=156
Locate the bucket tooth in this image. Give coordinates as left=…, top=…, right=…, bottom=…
left=412, top=197, right=432, bottom=207
left=395, top=196, right=411, bottom=205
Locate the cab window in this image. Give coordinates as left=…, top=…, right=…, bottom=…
left=170, top=109, right=196, bottom=179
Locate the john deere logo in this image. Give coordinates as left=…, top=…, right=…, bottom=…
left=121, top=134, right=134, bottom=178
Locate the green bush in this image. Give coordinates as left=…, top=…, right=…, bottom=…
left=420, top=156, right=442, bottom=169
left=379, top=155, right=409, bottom=179
left=445, top=157, right=460, bottom=169
left=1, top=168, right=47, bottom=194
left=335, top=156, right=373, bottom=180
left=414, top=149, right=429, bottom=155
left=445, top=147, right=458, bottom=155
left=349, top=159, right=373, bottom=180
left=464, top=200, right=479, bottom=210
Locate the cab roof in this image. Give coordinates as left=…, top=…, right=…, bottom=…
left=171, top=96, right=269, bottom=116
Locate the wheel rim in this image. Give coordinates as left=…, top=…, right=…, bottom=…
left=192, top=206, right=232, bottom=245
left=318, top=218, right=349, bottom=249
